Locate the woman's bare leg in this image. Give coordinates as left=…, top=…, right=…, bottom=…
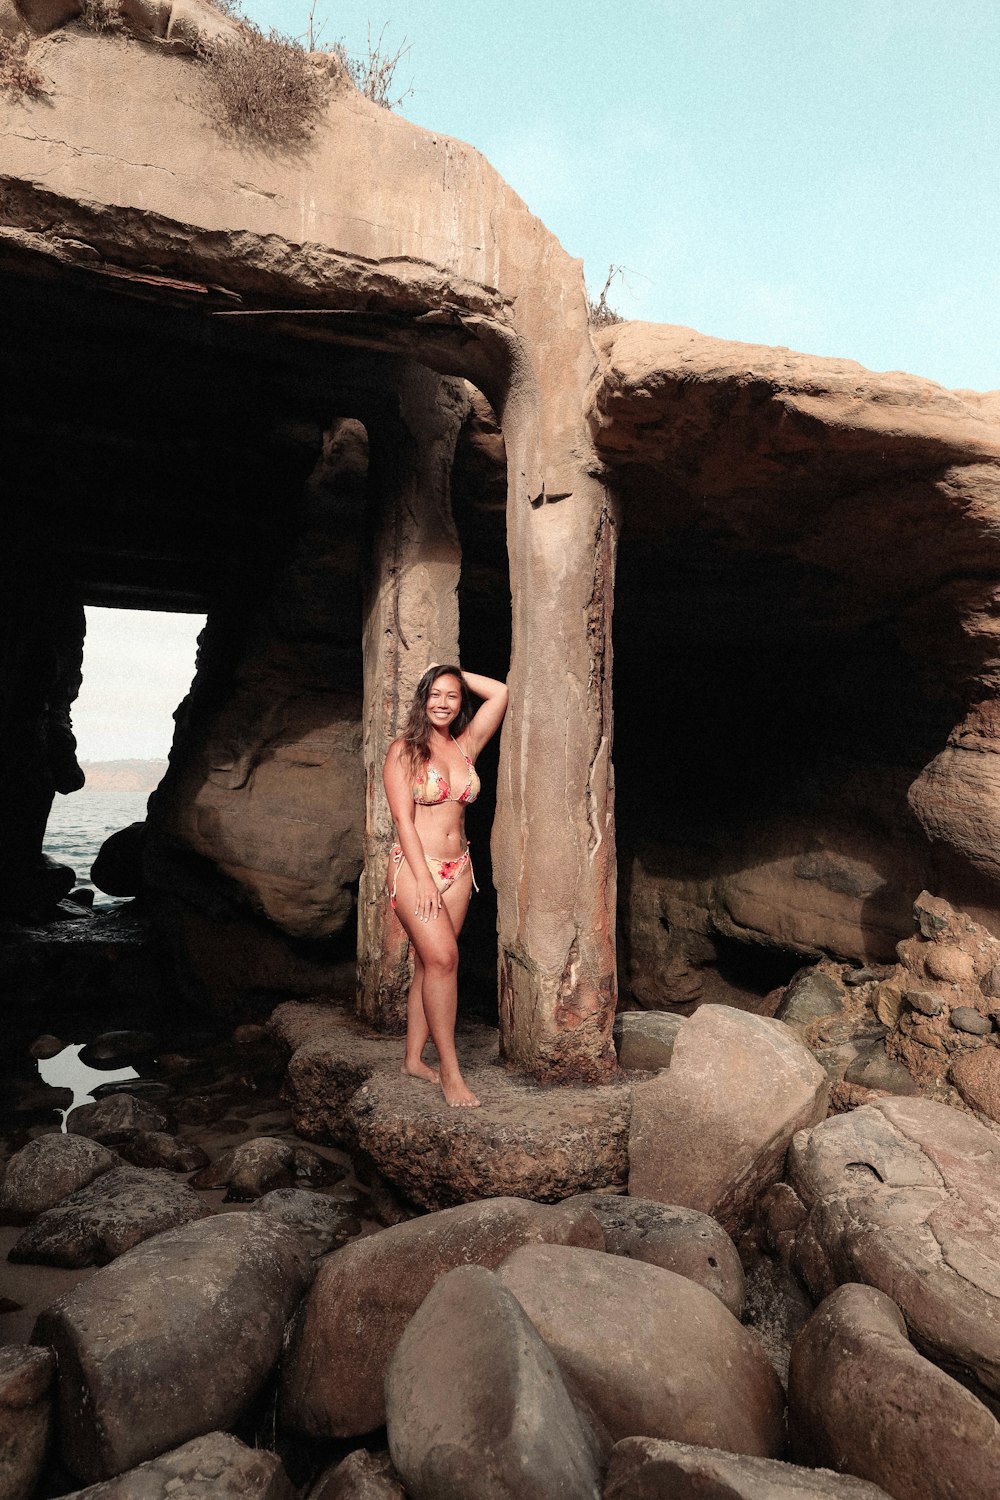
left=402, top=952, right=438, bottom=1083
left=392, top=862, right=478, bottom=1106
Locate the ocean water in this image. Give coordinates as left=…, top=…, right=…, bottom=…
left=43, top=789, right=152, bottom=895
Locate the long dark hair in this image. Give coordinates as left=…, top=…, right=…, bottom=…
left=401, top=665, right=474, bottom=773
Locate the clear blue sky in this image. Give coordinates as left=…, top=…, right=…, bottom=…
left=242, top=0, right=1000, bottom=392
left=69, top=3, right=1000, bottom=765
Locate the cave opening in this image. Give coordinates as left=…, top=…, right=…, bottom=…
left=3, top=263, right=515, bottom=1027
left=42, top=605, right=204, bottom=906
left=612, top=491, right=961, bottom=1012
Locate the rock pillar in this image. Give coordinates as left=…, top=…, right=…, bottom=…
left=493, top=393, right=620, bottom=1083
left=356, top=367, right=469, bottom=1029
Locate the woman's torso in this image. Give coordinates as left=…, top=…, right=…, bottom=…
left=408, top=736, right=479, bottom=854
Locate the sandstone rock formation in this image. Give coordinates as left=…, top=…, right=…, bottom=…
left=629, top=1004, right=828, bottom=1233
left=789, top=1283, right=1000, bottom=1500
left=787, top=1096, right=1000, bottom=1411
left=0, top=16, right=616, bottom=1076
left=5, top=5, right=1000, bottom=1071
left=590, top=324, right=1000, bottom=1009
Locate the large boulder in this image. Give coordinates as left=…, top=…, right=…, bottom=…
left=279, top=1195, right=603, bottom=1437
left=629, top=1005, right=828, bottom=1233
left=604, top=1436, right=892, bottom=1499
left=789, top=1283, right=1000, bottom=1500
left=496, top=1243, right=785, bottom=1456
left=788, top=1096, right=1000, bottom=1411
left=68, top=1094, right=170, bottom=1145
left=8, top=1167, right=208, bottom=1267
left=0, top=1345, right=55, bottom=1500
left=348, top=1065, right=631, bottom=1209
left=385, top=1266, right=602, bottom=1500
left=34, top=1213, right=311, bottom=1482
left=0, top=1134, right=117, bottom=1223
left=562, top=1191, right=745, bottom=1316
left=58, top=1432, right=295, bottom=1498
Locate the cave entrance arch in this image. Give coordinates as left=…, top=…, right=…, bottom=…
left=2, top=265, right=515, bottom=1025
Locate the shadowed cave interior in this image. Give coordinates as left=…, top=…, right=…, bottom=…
left=1, top=265, right=971, bottom=1021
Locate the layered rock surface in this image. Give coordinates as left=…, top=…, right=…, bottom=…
left=787, top=1095, right=1000, bottom=1411
left=594, top=323, right=1000, bottom=1008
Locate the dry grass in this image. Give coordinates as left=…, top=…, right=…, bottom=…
left=330, top=23, right=412, bottom=111
left=200, top=23, right=326, bottom=145
left=588, top=265, right=625, bottom=328
left=0, top=35, right=44, bottom=97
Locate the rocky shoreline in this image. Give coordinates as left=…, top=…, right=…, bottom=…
left=3, top=891, right=1000, bottom=1498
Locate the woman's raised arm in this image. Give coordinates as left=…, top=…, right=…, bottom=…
left=459, top=670, right=509, bottom=758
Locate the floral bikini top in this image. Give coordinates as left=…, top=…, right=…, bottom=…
left=412, top=737, right=480, bottom=806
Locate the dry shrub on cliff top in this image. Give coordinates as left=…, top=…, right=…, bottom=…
left=588, top=265, right=625, bottom=328
left=329, top=24, right=413, bottom=110
left=0, top=36, right=44, bottom=96
left=200, top=24, right=326, bottom=145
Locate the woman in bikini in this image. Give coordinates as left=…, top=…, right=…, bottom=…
left=383, top=663, right=508, bottom=1108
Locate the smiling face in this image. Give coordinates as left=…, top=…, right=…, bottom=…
left=425, top=673, right=463, bottom=731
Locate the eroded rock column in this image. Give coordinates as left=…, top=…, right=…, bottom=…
left=494, top=388, right=620, bottom=1081
left=356, top=367, right=468, bottom=1029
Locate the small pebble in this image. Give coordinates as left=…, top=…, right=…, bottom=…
left=906, top=988, right=944, bottom=1017
left=844, top=968, right=878, bottom=987
left=950, top=1007, right=992, bottom=1036
left=980, top=966, right=1000, bottom=1000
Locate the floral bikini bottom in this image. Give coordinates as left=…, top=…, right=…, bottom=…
left=388, top=843, right=478, bottom=909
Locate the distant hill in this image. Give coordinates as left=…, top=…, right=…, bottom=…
left=79, top=759, right=168, bottom=793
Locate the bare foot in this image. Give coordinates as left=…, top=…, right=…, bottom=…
left=401, top=1060, right=440, bottom=1084
left=441, top=1074, right=481, bottom=1108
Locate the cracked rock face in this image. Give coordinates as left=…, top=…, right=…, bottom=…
left=787, top=1095, right=1000, bottom=1412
